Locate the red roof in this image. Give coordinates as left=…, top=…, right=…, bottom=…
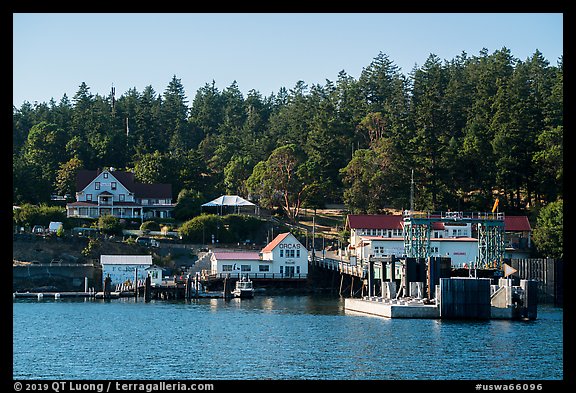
left=213, top=252, right=260, bottom=260
left=348, top=214, right=531, bottom=232
left=347, top=215, right=403, bottom=230
left=504, top=216, right=531, bottom=231
left=261, top=233, right=291, bottom=253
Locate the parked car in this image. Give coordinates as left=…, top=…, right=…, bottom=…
left=48, top=221, right=63, bottom=233
left=32, top=225, right=45, bottom=234
left=136, top=236, right=159, bottom=248
left=72, top=227, right=99, bottom=237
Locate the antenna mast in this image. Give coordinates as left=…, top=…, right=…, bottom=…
left=111, top=84, right=116, bottom=113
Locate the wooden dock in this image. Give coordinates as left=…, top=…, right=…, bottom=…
left=14, top=291, right=95, bottom=299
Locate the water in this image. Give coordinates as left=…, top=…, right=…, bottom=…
left=13, top=295, right=563, bottom=380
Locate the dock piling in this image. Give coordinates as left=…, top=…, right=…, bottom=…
left=223, top=274, right=232, bottom=299
left=144, top=275, right=151, bottom=302
left=185, top=275, right=191, bottom=300
left=103, top=275, right=111, bottom=300
left=134, top=268, right=138, bottom=299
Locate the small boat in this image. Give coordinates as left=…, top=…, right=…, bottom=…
left=232, top=276, right=255, bottom=299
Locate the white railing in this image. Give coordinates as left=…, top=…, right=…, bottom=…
left=207, top=272, right=307, bottom=280
left=310, top=255, right=366, bottom=277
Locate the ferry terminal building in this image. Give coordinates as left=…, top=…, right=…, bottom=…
left=210, top=232, right=308, bottom=278
left=345, top=214, right=532, bottom=266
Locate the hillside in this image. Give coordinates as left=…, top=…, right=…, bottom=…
left=13, top=234, right=149, bottom=265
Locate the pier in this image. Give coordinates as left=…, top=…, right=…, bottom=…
left=344, top=277, right=538, bottom=320
left=309, top=250, right=541, bottom=319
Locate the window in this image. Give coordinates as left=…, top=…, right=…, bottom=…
left=103, top=173, right=108, bottom=179
left=259, top=265, right=269, bottom=272
left=119, top=194, right=125, bottom=202
left=86, top=194, right=92, bottom=201
left=95, top=182, right=100, bottom=190
left=280, top=249, right=284, bottom=258
left=222, top=265, right=233, bottom=272
left=111, top=182, right=117, bottom=190
left=296, top=266, right=300, bottom=274
left=296, top=250, right=300, bottom=258
left=241, top=265, right=251, bottom=272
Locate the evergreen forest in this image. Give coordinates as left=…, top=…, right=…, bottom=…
left=13, top=49, right=563, bottom=221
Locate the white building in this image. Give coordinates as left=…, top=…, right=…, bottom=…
left=145, top=265, right=164, bottom=286
left=346, top=214, right=532, bottom=266
left=100, top=255, right=153, bottom=287
left=357, top=236, right=479, bottom=266
left=210, top=251, right=262, bottom=277
left=210, top=232, right=308, bottom=278
left=66, top=168, right=174, bottom=220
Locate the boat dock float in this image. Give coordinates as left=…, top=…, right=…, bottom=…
left=13, top=291, right=95, bottom=299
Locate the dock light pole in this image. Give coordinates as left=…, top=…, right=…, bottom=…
left=312, top=215, right=315, bottom=262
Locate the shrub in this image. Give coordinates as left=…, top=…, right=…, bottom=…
left=97, top=215, right=124, bottom=235
left=140, top=220, right=161, bottom=232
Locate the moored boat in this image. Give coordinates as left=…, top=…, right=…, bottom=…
left=232, top=276, right=254, bottom=298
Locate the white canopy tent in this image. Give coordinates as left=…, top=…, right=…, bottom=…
left=201, top=195, right=259, bottom=215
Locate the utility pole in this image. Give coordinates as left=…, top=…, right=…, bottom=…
left=312, top=213, right=315, bottom=262
left=410, top=169, right=414, bottom=212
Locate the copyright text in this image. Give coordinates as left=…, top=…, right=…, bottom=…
left=13, top=381, right=215, bottom=393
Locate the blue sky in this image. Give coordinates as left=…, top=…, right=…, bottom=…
left=13, top=13, right=563, bottom=107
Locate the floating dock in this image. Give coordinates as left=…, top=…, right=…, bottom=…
left=14, top=291, right=95, bottom=299
left=345, top=297, right=439, bottom=318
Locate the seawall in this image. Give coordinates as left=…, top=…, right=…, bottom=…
left=13, top=264, right=102, bottom=292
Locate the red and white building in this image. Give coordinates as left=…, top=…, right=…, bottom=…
left=210, top=232, right=308, bottom=278
left=66, top=168, right=175, bottom=220
left=345, top=214, right=532, bottom=266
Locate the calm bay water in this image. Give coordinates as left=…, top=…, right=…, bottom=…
left=13, top=295, right=563, bottom=381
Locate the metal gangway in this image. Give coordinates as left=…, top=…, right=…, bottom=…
left=402, top=210, right=505, bottom=269
left=309, top=252, right=366, bottom=278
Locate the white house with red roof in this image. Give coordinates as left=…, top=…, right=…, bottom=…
left=66, top=168, right=175, bottom=220
left=210, top=232, right=308, bottom=278
left=346, top=214, right=532, bottom=266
